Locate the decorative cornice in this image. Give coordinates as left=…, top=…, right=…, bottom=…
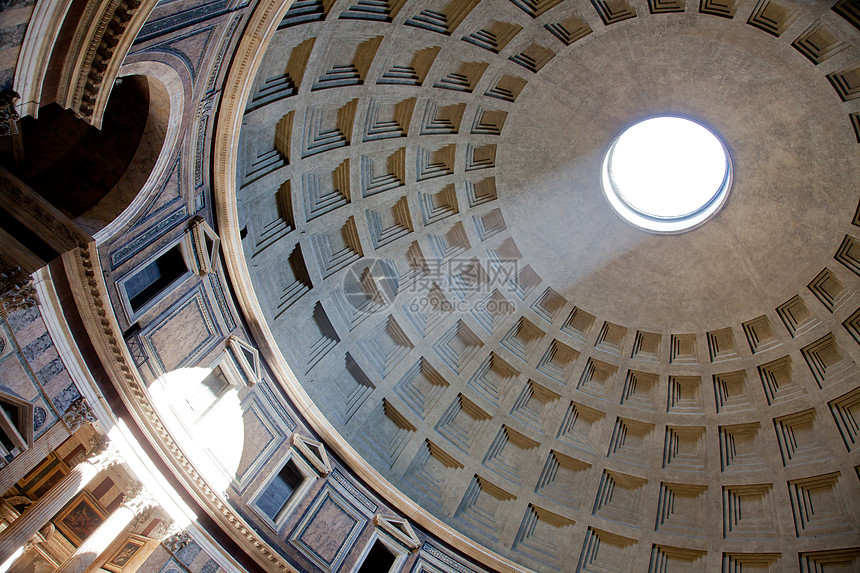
left=53, top=0, right=157, bottom=127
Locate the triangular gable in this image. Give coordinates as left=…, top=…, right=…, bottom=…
left=374, top=514, right=420, bottom=551
left=291, top=434, right=331, bottom=476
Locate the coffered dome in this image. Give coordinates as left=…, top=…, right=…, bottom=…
left=2, top=0, right=859, bottom=571
left=220, top=0, right=860, bottom=570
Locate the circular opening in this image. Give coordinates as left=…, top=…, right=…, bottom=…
left=601, top=116, right=732, bottom=233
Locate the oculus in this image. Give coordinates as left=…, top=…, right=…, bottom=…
left=602, top=116, right=732, bottom=233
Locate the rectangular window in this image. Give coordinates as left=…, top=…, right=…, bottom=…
left=124, top=244, right=187, bottom=313
left=185, top=368, right=231, bottom=425
left=255, top=459, right=305, bottom=523
left=357, top=540, right=397, bottom=573
left=0, top=398, right=29, bottom=460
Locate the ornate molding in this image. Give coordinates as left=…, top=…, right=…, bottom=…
left=62, top=397, right=97, bottom=434
left=374, top=514, right=420, bottom=551
left=53, top=0, right=157, bottom=127
left=291, top=434, right=331, bottom=476
left=0, top=91, right=20, bottom=136
left=0, top=255, right=37, bottom=315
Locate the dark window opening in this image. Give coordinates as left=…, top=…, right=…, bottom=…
left=0, top=425, right=14, bottom=453
left=0, top=400, right=22, bottom=430
left=0, top=399, right=25, bottom=457
left=357, top=540, right=396, bottom=573
left=125, top=244, right=187, bottom=313
left=256, top=459, right=305, bottom=521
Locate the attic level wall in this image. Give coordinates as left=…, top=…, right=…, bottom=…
left=0, top=305, right=78, bottom=458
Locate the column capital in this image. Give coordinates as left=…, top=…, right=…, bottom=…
left=150, top=519, right=178, bottom=541
left=0, top=91, right=19, bottom=137
left=121, top=484, right=157, bottom=515
left=85, top=437, right=122, bottom=471
left=0, top=255, right=37, bottom=315
left=62, top=397, right=97, bottom=434
left=162, top=529, right=191, bottom=554
left=129, top=510, right=150, bottom=530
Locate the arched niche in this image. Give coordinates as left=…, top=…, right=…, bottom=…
left=8, top=61, right=183, bottom=243
left=76, top=66, right=178, bottom=241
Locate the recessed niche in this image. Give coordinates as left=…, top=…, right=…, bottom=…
left=500, top=317, right=545, bottom=363
left=663, top=426, right=706, bottom=472
left=621, top=370, right=659, bottom=412
left=776, top=295, right=818, bottom=338
left=758, top=356, right=807, bottom=405
left=670, top=334, right=698, bottom=364
left=607, top=417, right=654, bottom=466
left=707, top=327, right=739, bottom=362
left=576, top=358, right=618, bottom=400
left=595, top=321, right=627, bottom=356
left=631, top=330, right=661, bottom=362
left=713, top=370, right=755, bottom=413
left=742, top=315, right=781, bottom=354
left=536, top=339, right=579, bottom=385
left=394, top=358, right=449, bottom=418
left=531, top=288, right=567, bottom=324
left=667, top=376, right=705, bottom=414
left=468, top=352, right=519, bottom=408
left=436, top=394, right=492, bottom=455
left=509, top=380, right=561, bottom=434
